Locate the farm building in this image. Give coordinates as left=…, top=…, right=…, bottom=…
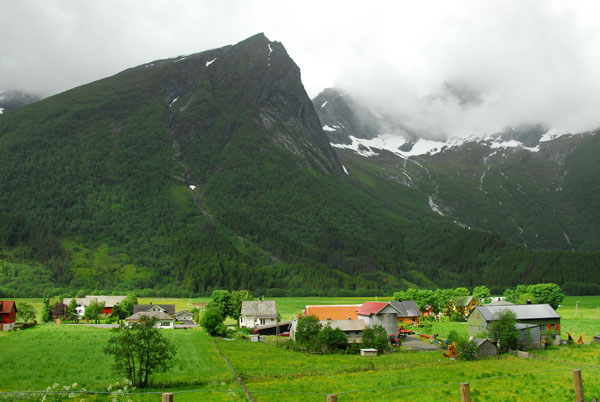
left=357, top=302, right=400, bottom=336
left=126, top=311, right=175, bottom=329
left=0, top=301, right=17, bottom=331
left=303, top=305, right=360, bottom=320
left=134, top=304, right=176, bottom=315
left=473, top=338, right=498, bottom=357
left=516, top=323, right=542, bottom=349
left=467, top=304, right=560, bottom=341
left=321, top=319, right=366, bottom=343
left=174, top=310, right=194, bottom=322
left=389, top=300, right=421, bottom=324
left=239, top=300, right=278, bottom=328
left=63, top=296, right=126, bottom=318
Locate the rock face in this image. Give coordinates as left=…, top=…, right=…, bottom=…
left=313, top=88, right=382, bottom=145
left=149, top=33, right=342, bottom=176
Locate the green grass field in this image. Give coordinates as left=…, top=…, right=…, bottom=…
left=3, top=296, right=600, bottom=401
left=0, top=325, right=243, bottom=401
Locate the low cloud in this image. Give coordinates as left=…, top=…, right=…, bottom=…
left=1, top=1, right=599, bottom=137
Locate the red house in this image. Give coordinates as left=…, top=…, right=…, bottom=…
left=0, top=301, right=17, bottom=331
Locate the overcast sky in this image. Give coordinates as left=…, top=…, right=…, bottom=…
left=2, top=0, right=600, bottom=137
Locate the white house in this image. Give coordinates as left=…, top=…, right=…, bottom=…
left=125, top=310, right=175, bottom=329
left=239, top=300, right=278, bottom=328
left=174, top=310, right=194, bottom=322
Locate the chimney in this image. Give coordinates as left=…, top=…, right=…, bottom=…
left=526, top=299, right=532, bottom=305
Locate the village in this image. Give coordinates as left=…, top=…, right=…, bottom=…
left=2, top=285, right=600, bottom=401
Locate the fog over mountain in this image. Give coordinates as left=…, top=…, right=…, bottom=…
left=2, top=1, right=600, bottom=138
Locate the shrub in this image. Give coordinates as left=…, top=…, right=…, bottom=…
left=457, top=339, right=478, bottom=360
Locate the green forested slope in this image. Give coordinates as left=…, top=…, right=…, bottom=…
left=1, top=34, right=599, bottom=297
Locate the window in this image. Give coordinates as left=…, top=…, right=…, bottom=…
left=547, top=324, right=551, bottom=330
left=555, top=323, right=559, bottom=331
left=260, top=318, right=265, bottom=325
left=161, top=321, right=170, bottom=327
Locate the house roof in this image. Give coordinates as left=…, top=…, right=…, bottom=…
left=0, top=301, right=17, bottom=314
left=356, top=302, right=388, bottom=316
left=126, top=311, right=174, bottom=321
left=389, top=300, right=421, bottom=317
left=473, top=304, right=560, bottom=321
left=487, top=300, right=516, bottom=306
left=241, top=301, right=278, bottom=319
left=473, top=338, right=497, bottom=348
left=174, top=310, right=193, bottom=316
left=304, top=305, right=360, bottom=320
left=133, top=304, right=176, bottom=315
left=320, top=319, right=366, bottom=332
left=63, top=296, right=126, bottom=308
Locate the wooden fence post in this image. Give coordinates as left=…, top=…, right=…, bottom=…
left=327, top=394, right=337, bottom=402
left=162, top=393, right=174, bottom=402
left=573, top=369, right=584, bottom=402
left=460, top=383, right=471, bottom=402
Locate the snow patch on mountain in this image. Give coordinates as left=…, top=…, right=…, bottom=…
left=0, top=108, right=4, bottom=114
left=206, top=58, right=217, bottom=67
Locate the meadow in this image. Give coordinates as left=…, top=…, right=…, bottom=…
left=2, top=295, right=600, bottom=401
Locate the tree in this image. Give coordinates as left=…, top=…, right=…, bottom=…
left=528, top=283, right=564, bottom=309
left=200, top=305, right=228, bottom=337
left=393, top=289, right=438, bottom=313
left=111, top=304, right=128, bottom=323
left=84, top=300, right=104, bottom=324
left=66, top=298, right=78, bottom=322
left=104, top=318, right=176, bottom=388
left=317, top=325, right=348, bottom=352
left=209, top=290, right=233, bottom=318
left=361, top=325, right=390, bottom=352
left=295, top=315, right=322, bottom=348
left=41, top=296, right=53, bottom=323
left=487, top=309, right=519, bottom=353
left=473, top=286, right=491, bottom=304
left=17, top=302, right=36, bottom=322
left=230, top=290, right=252, bottom=321
left=457, top=339, right=479, bottom=361
left=120, top=293, right=138, bottom=317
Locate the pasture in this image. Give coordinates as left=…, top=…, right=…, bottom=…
left=2, top=295, right=600, bottom=401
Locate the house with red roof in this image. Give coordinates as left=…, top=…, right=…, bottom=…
left=0, top=301, right=17, bottom=331
left=357, top=301, right=402, bottom=336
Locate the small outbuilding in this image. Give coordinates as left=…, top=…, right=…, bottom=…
left=360, top=348, right=378, bottom=357
left=320, top=319, right=366, bottom=343
left=174, top=310, right=194, bottom=322
left=473, top=338, right=498, bottom=357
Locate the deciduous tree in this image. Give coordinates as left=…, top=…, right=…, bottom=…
left=104, top=318, right=176, bottom=388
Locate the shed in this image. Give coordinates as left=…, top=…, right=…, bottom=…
left=360, top=348, right=378, bottom=357
left=473, top=338, right=498, bottom=357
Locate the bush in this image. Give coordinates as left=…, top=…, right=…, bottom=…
left=457, top=339, right=478, bottom=360
left=295, top=315, right=322, bottom=350
left=362, top=325, right=390, bottom=353
left=200, top=306, right=228, bottom=337
left=317, top=325, right=348, bottom=353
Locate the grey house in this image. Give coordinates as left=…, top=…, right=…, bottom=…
left=467, top=304, right=560, bottom=342
left=356, top=301, right=400, bottom=336
left=239, top=300, right=278, bottom=329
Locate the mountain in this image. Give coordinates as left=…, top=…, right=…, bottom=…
left=313, top=88, right=600, bottom=252
left=0, top=90, right=40, bottom=114
left=1, top=34, right=599, bottom=297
